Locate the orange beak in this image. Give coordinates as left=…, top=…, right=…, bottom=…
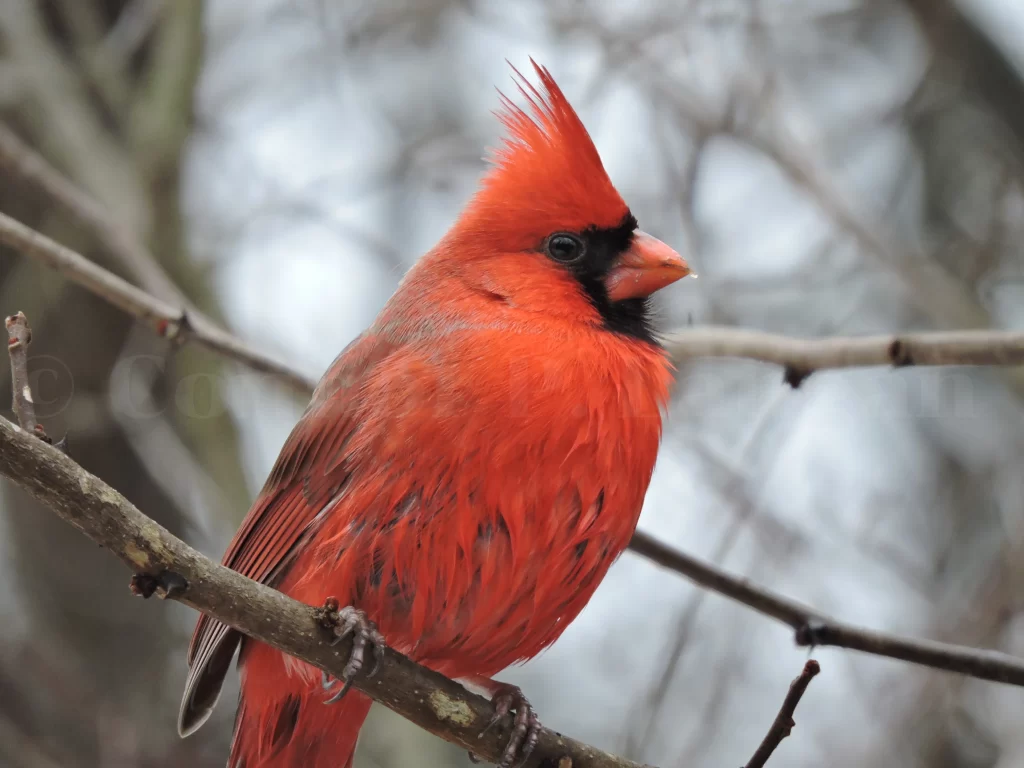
left=604, top=231, right=690, bottom=301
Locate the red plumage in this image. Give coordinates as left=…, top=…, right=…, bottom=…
left=180, top=60, right=688, bottom=768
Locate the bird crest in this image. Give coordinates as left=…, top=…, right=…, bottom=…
left=460, top=60, right=631, bottom=248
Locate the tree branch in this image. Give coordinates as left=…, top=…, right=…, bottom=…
left=663, top=326, right=1024, bottom=387
left=5, top=206, right=1024, bottom=689
left=0, top=403, right=842, bottom=768
left=5, top=312, right=39, bottom=434
left=0, top=318, right=834, bottom=767
left=0, top=209, right=317, bottom=393
left=6, top=207, right=1024, bottom=691
left=0, top=124, right=1021, bottom=395
left=4, top=312, right=1024, bottom=766
left=742, top=660, right=819, bottom=768
left=628, top=531, right=1024, bottom=687
left=2, top=208, right=1021, bottom=401
left=0, top=412, right=644, bottom=768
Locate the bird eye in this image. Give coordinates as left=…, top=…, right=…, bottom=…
left=545, top=233, right=585, bottom=264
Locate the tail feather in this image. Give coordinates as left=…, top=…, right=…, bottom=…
left=229, top=642, right=372, bottom=768
left=229, top=692, right=372, bottom=768
left=179, top=619, right=239, bottom=737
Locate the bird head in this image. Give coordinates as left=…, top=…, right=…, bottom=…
left=435, top=60, right=690, bottom=343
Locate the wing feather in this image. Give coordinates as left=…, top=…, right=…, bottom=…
left=178, top=334, right=395, bottom=736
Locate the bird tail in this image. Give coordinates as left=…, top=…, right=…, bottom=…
left=230, top=642, right=373, bottom=768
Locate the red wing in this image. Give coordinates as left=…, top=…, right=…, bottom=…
left=178, top=333, right=396, bottom=736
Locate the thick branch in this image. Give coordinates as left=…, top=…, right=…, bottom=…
left=743, top=660, right=820, bottom=768
left=629, top=531, right=1024, bottom=687
left=0, top=414, right=639, bottom=768
left=0, top=210, right=316, bottom=393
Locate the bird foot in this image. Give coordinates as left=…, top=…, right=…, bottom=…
left=317, top=599, right=385, bottom=704
left=470, top=681, right=540, bottom=768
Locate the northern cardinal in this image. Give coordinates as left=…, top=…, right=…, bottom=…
left=179, top=60, right=689, bottom=768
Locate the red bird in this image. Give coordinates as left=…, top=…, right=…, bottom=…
left=179, top=61, right=689, bottom=768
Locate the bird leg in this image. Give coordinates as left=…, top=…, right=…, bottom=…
left=467, top=678, right=541, bottom=768
left=317, top=598, right=385, bottom=704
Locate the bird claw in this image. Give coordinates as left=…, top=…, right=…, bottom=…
left=471, top=682, right=540, bottom=768
left=318, top=603, right=386, bottom=705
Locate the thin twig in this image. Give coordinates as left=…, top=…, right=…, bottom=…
left=5, top=312, right=63, bottom=450
left=0, top=210, right=316, bottom=393
left=664, top=326, right=1024, bottom=387
left=0, top=414, right=637, bottom=768
left=5, top=312, right=39, bottom=433
left=629, top=531, right=1024, bottom=687
left=743, top=660, right=820, bottom=768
